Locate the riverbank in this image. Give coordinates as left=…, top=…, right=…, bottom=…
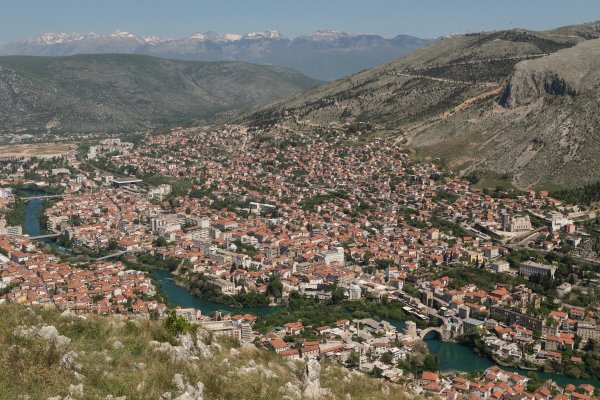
left=174, top=269, right=276, bottom=308
left=152, top=268, right=280, bottom=316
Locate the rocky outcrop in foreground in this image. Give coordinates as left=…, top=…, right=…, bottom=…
left=0, top=304, right=415, bottom=400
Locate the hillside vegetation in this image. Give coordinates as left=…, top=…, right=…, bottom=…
left=0, top=54, right=318, bottom=134
left=241, top=22, right=600, bottom=189
left=0, top=304, right=416, bottom=400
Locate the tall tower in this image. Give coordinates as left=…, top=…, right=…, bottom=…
left=501, top=212, right=510, bottom=232
left=404, top=321, right=417, bottom=339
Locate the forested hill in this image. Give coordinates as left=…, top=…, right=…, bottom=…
left=0, top=54, right=319, bottom=134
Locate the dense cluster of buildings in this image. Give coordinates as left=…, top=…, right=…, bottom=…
left=418, top=366, right=597, bottom=400
left=0, top=235, right=164, bottom=316
left=0, top=126, right=598, bottom=397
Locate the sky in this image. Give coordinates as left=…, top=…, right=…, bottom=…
left=1, top=0, right=600, bottom=43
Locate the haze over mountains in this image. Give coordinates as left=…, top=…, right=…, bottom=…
left=242, top=21, right=600, bottom=189
left=0, top=30, right=432, bottom=81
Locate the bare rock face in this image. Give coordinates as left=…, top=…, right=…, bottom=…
left=173, top=373, right=204, bottom=400
left=302, top=359, right=325, bottom=399
left=61, top=351, right=82, bottom=371
left=151, top=332, right=211, bottom=362
left=499, top=68, right=577, bottom=108
left=500, top=38, right=600, bottom=108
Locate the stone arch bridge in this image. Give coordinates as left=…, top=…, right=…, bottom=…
left=418, top=326, right=453, bottom=341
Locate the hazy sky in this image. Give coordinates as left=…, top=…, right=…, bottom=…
left=1, top=0, right=599, bottom=43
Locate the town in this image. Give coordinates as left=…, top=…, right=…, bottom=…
left=0, top=126, right=599, bottom=399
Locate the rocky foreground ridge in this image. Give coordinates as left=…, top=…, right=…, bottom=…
left=0, top=304, right=415, bottom=400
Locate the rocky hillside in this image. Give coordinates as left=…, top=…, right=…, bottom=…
left=0, top=54, right=318, bottom=134
left=499, top=38, right=600, bottom=107
left=0, top=304, right=416, bottom=400
left=241, top=22, right=600, bottom=189
left=410, top=36, right=600, bottom=189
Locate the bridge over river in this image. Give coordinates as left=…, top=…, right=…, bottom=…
left=28, top=233, right=61, bottom=240
left=419, top=326, right=450, bottom=340
left=20, top=194, right=64, bottom=201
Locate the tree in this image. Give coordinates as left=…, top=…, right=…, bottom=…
left=69, top=214, right=83, bottom=226
left=362, top=251, right=374, bottom=265
left=347, top=349, right=360, bottom=368
left=164, top=310, right=197, bottom=336
left=381, top=351, right=394, bottom=365
left=153, top=237, right=168, bottom=247
left=332, top=287, right=346, bottom=303
left=266, top=276, right=283, bottom=299
left=423, top=354, right=440, bottom=372
left=527, top=372, right=542, bottom=392
left=107, top=239, right=119, bottom=251
left=565, top=365, right=582, bottom=378
left=371, top=366, right=383, bottom=378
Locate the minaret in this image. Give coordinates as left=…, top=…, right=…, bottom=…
left=502, top=211, right=510, bottom=231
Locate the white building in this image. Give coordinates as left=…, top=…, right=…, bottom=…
left=490, top=260, right=510, bottom=273
left=316, top=247, right=345, bottom=266
left=147, top=184, right=172, bottom=200
left=0, top=188, right=14, bottom=198
left=201, top=320, right=252, bottom=342
left=556, top=282, right=572, bottom=298
left=501, top=213, right=532, bottom=232
left=149, top=214, right=180, bottom=234
left=0, top=226, right=22, bottom=237
left=519, top=261, right=557, bottom=279
left=545, top=212, right=573, bottom=232
left=348, top=284, right=362, bottom=300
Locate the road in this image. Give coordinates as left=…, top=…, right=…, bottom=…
left=386, top=71, right=488, bottom=86
left=386, top=54, right=551, bottom=87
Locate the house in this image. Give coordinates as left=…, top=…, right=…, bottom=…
left=300, top=345, right=320, bottom=359
left=269, top=338, right=291, bottom=353
left=280, top=349, right=300, bottom=360
left=283, top=321, right=304, bottom=335
left=420, top=371, right=439, bottom=386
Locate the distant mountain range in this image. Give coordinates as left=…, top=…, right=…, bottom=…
left=0, top=54, right=318, bottom=134
left=240, top=21, right=600, bottom=189
left=0, top=30, right=432, bottom=81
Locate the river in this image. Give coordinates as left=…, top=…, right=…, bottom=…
left=152, top=269, right=280, bottom=316
left=23, top=195, right=45, bottom=237
left=153, top=269, right=600, bottom=387
left=20, top=195, right=600, bottom=388
left=21, top=189, right=71, bottom=253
